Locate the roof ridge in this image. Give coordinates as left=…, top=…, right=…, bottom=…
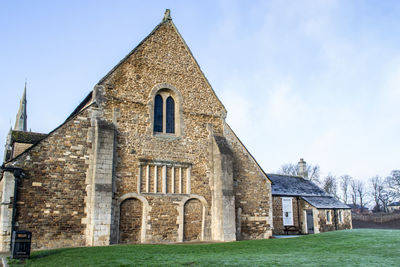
left=267, top=173, right=304, bottom=178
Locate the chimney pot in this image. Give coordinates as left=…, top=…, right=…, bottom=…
left=298, top=158, right=307, bottom=178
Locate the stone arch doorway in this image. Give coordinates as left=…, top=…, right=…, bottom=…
left=183, top=198, right=203, bottom=241
left=119, top=198, right=143, bottom=244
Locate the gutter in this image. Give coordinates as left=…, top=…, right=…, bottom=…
left=0, top=166, right=25, bottom=250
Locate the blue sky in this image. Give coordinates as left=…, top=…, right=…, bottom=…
left=1, top=0, right=399, bottom=182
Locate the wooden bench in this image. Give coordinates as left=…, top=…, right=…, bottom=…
left=284, top=226, right=301, bottom=235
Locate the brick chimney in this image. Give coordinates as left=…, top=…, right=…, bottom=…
left=298, top=158, right=307, bottom=178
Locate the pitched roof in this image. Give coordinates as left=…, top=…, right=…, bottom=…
left=267, top=173, right=350, bottom=209
left=302, top=196, right=350, bottom=209
left=267, top=173, right=328, bottom=197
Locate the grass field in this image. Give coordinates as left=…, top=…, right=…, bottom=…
left=9, top=229, right=400, bottom=266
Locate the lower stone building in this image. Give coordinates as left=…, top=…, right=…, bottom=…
left=268, top=161, right=351, bottom=235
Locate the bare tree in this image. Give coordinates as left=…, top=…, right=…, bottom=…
left=339, top=175, right=352, bottom=204
left=279, top=164, right=297, bottom=176
left=278, top=163, right=320, bottom=183
left=350, top=179, right=358, bottom=206
left=356, top=180, right=367, bottom=209
left=386, top=170, right=400, bottom=199
left=322, top=174, right=338, bottom=198
left=379, top=178, right=391, bottom=212
left=370, top=176, right=384, bottom=212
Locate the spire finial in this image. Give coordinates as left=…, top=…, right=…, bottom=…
left=14, top=82, right=27, bottom=131
left=163, top=9, right=171, bottom=22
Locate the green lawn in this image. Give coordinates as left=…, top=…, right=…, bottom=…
left=10, top=229, right=400, bottom=266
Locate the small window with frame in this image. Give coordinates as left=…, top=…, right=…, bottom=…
left=326, top=210, right=332, bottom=224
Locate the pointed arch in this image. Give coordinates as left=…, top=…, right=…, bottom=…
left=154, top=94, right=163, bottom=132
left=149, top=83, right=183, bottom=136
left=166, top=96, right=175, bottom=133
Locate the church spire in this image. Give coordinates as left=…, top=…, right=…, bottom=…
left=14, top=81, right=27, bottom=131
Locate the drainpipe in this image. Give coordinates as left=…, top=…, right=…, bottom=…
left=0, top=166, right=25, bottom=250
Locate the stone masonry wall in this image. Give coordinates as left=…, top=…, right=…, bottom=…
left=97, top=20, right=230, bottom=243
left=5, top=109, right=92, bottom=249
left=318, top=209, right=337, bottom=232
left=145, top=195, right=180, bottom=242
left=318, top=209, right=352, bottom=232
left=272, top=196, right=301, bottom=235
left=224, top=125, right=272, bottom=240
left=337, top=209, right=352, bottom=230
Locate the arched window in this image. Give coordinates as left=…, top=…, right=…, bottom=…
left=153, top=91, right=177, bottom=134
left=154, top=94, right=163, bottom=132
left=166, top=96, right=175, bottom=133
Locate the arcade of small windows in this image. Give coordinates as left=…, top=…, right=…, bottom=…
left=153, top=91, right=176, bottom=134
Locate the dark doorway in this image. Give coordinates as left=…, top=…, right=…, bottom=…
left=306, top=210, right=314, bottom=234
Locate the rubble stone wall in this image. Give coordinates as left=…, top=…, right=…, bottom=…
left=224, top=125, right=273, bottom=240
left=272, top=196, right=301, bottom=235
left=4, top=109, right=92, bottom=249
left=98, top=20, right=272, bottom=242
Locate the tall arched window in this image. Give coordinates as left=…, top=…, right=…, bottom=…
left=153, top=90, right=177, bottom=134
left=166, top=97, right=175, bottom=133
left=154, top=94, right=163, bottom=132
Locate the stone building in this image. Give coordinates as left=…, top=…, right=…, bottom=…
left=0, top=10, right=273, bottom=250
left=0, top=10, right=352, bottom=251
left=268, top=159, right=351, bottom=235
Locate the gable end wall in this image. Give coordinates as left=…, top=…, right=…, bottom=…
left=3, top=108, right=93, bottom=250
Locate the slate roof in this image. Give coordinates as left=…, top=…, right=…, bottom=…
left=11, top=130, right=47, bottom=144
left=302, top=196, right=350, bottom=209
left=388, top=201, right=400, bottom=207
left=267, top=173, right=350, bottom=209
left=267, top=173, right=328, bottom=197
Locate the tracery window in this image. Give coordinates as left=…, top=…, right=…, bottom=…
left=153, top=90, right=176, bottom=134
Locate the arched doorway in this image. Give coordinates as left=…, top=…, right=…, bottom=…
left=183, top=198, right=203, bottom=241
left=119, top=198, right=143, bottom=243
